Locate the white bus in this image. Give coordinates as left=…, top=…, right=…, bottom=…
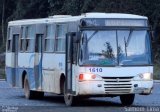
left=6, top=13, right=153, bottom=106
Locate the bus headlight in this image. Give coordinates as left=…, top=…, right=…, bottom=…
left=138, top=73, right=153, bottom=80
left=79, top=73, right=102, bottom=81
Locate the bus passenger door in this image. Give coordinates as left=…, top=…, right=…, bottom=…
left=34, top=34, right=43, bottom=90
left=12, top=34, right=19, bottom=87
left=65, top=33, right=75, bottom=95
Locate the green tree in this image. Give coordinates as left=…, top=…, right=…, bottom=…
left=48, top=0, right=65, bottom=15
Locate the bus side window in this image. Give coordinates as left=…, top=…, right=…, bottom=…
left=12, top=34, right=19, bottom=52
left=20, top=27, right=26, bottom=52
left=45, top=24, right=55, bottom=52
left=56, top=24, right=67, bottom=52
left=7, top=40, right=12, bottom=52
left=7, top=28, right=12, bottom=52
left=35, top=34, right=43, bottom=52
left=25, top=26, right=35, bottom=52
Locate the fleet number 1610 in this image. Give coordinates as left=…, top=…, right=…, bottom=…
left=89, top=68, right=102, bottom=72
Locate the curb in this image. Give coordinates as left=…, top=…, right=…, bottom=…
left=154, top=80, right=160, bottom=83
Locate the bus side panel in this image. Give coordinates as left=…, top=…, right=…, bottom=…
left=18, top=53, right=36, bottom=90
left=6, top=67, right=14, bottom=86
left=6, top=67, right=21, bottom=88
left=42, top=53, right=65, bottom=93
left=18, top=68, right=35, bottom=89
left=42, top=53, right=57, bottom=93
left=53, top=54, right=65, bottom=93
left=6, top=52, right=15, bottom=86
left=6, top=53, right=21, bottom=88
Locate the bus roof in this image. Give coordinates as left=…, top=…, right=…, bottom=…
left=82, top=13, right=147, bottom=19
left=8, top=13, right=148, bottom=26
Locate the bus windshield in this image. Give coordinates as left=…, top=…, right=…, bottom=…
left=79, top=30, right=152, bottom=66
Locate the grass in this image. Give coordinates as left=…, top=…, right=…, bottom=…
left=0, top=69, right=5, bottom=79
left=153, top=64, right=160, bottom=80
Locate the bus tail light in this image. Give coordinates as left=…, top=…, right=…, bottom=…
left=79, top=73, right=97, bottom=81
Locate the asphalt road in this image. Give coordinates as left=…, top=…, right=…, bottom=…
left=0, top=80, right=160, bottom=112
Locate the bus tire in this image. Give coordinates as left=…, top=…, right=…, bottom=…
left=24, top=75, right=35, bottom=99
left=120, top=94, right=135, bottom=106
left=63, top=83, right=76, bottom=106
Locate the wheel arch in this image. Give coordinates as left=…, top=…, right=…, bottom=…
left=60, top=73, right=65, bottom=94
left=22, top=70, right=27, bottom=88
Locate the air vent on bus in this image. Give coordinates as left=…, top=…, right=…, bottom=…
left=102, top=77, right=133, bottom=94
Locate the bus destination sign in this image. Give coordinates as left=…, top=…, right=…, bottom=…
left=80, top=18, right=148, bottom=27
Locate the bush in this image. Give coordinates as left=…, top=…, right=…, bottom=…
left=154, top=64, right=160, bottom=80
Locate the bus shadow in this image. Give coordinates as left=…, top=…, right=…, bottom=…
left=21, top=94, right=142, bottom=107
left=19, top=94, right=142, bottom=107
left=42, top=95, right=65, bottom=104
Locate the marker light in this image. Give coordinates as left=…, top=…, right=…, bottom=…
left=79, top=73, right=96, bottom=81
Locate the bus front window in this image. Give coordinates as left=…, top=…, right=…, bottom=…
left=79, top=30, right=152, bottom=66
left=118, top=30, right=152, bottom=65
left=80, top=30, right=117, bottom=66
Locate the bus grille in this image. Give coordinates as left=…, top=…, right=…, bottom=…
left=102, top=77, right=133, bottom=94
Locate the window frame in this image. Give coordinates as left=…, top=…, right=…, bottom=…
left=7, top=27, right=12, bottom=52
left=20, top=26, right=26, bottom=52
left=44, top=24, right=55, bottom=53
left=25, top=26, right=35, bottom=53
left=55, top=23, right=68, bottom=53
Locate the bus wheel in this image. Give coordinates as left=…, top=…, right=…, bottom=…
left=120, top=94, right=135, bottom=106
left=24, top=75, right=34, bottom=99
left=63, top=83, right=76, bottom=106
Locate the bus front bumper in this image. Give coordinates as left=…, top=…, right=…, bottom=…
left=78, top=80, right=153, bottom=95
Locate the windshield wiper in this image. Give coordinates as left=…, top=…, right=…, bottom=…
left=87, top=30, right=98, bottom=42
left=124, top=30, right=133, bottom=57
left=124, top=37, right=127, bottom=57
left=126, top=30, right=133, bottom=47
